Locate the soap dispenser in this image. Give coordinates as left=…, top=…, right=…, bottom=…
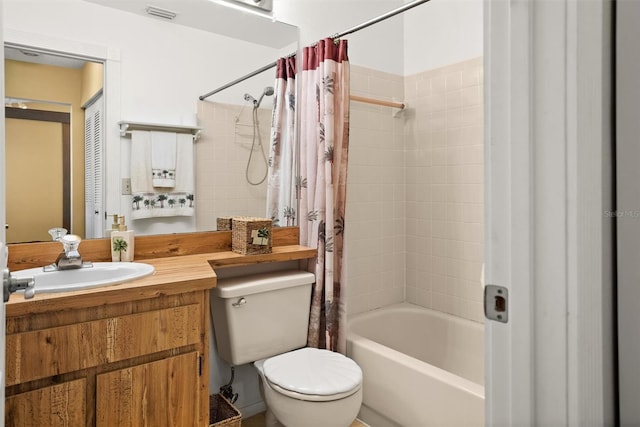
left=105, top=214, right=119, bottom=238
left=110, top=216, right=135, bottom=262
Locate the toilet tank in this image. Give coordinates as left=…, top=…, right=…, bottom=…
left=211, top=270, right=315, bottom=365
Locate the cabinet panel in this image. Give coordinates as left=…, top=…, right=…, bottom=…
left=5, top=378, right=86, bottom=426
left=96, top=352, right=200, bottom=427
left=6, top=304, right=201, bottom=385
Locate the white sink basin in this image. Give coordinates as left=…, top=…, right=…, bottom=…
left=12, top=262, right=155, bottom=295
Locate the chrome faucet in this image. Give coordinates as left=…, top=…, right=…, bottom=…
left=45, top=234, right=91, bottom=271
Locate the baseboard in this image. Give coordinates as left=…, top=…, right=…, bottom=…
left=238, top=400, right=267, bottom=419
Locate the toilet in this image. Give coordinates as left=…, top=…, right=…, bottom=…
left=210, top=270, right=363, bottom=427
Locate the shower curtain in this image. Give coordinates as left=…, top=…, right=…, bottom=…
left=267, top=57, right=297, bottom=226
left=299, top=38, right=351, bottom=353
left=268, top=38, right=350, bottom=352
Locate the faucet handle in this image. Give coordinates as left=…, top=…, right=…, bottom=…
left=61, top=234, right=82, bottom=258
left=48, top=227, right=68, bottom=242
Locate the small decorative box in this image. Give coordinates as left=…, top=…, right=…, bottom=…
left=216, top=217, right=233, bottom=231
left=231, top=216, right=272, bottom=255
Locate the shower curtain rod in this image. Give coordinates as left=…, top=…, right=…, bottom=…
left=198, top=0, right=432, bottom=100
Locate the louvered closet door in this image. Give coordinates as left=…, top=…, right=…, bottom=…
left=84, top=95, right=104, bottom=239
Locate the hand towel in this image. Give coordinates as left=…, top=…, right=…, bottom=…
left=130, top=131, right=195, bottom=220
left=151, top=131, right=177, bottom=188
left=131, top=130, right=152, bottom=193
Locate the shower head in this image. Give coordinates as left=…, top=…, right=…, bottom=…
left=255, top=86, right=274, bottom=108
left=244, top=87, right=274, bottom=108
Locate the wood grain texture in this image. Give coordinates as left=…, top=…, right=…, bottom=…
left=3, top=227, right=310, bottom=426
left=6, top=291, right=202, bottom=334
left=5, top=378, right=85, bottom=427
left=6, top=244, right=315, bottom=317
left=7, top=227, right=300, bottom=270
left=6, top=291, right=209, bottom=426
left=6, top=305, right=201, bottom=386
left=96, top=352, right=199, bottom=427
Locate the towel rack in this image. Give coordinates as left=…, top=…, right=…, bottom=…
left=118, top=121, right=202, bottom=141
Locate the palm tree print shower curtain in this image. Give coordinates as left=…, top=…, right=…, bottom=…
left=299, top=38, right=350, bottom=353
left=267, top=57, right=298, bottom=226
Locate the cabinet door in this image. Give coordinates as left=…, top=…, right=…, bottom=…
left=96, top=352, right=200, bottom=427
left=5, top=378, right=86, bottom=426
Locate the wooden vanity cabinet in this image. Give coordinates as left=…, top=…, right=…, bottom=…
left=5, top=289, right=211, bottom=427
left=4, top=229, right=316, bottom=427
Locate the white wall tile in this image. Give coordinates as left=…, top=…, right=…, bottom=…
left=346, top=57, right=484, bottom=323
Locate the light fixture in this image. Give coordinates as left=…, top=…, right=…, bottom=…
left=208, top=0, right=273, bottom=18
left=145, top=5, right=177, bottom=20
left=229, top=0, right=272, bottom=12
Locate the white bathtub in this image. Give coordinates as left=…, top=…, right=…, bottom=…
left=347, top=303, right=484, bottom=427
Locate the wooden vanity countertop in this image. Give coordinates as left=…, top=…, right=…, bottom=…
left=6, top=242, right=316, bottom=317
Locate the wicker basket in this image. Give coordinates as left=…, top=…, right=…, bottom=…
left=209, top=394, right=241, bottom=427
left=216, top=217, right=233, bottom=231
left=231, top=216, right=272, bottom=255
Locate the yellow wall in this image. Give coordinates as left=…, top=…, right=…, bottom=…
left=81, top=61, right=104, bottom=106
left=5, top=60, right=103, bottom=240
left=6, top=119, right=63, bottom=242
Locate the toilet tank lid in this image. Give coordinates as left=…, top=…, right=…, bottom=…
left=212, top=270, right=315, bottom=298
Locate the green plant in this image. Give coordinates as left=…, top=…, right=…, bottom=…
left=252, top=227, right=271, bottom=245
left=257, top=227, right=271, bottom=239
left=112, top=238, right=128, bottom=261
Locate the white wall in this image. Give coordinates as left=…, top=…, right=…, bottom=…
left=5, top=0, right=281, bottom=114
left=275, top=0, right=405, bottom=75
left=276, top=0, right=482, bottom=76
left=404, top=0, right=483, bottom=75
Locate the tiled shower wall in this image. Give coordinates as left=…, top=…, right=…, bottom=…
left=404, top=57, right=484, bottom=323
left=195, top=101, right=271, bottom=231
left=345, top=65, right=406, bottom=315
left=346, top=57, right=484, bottom=323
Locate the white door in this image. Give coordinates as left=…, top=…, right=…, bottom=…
left=485, top=0, right=615, bottom=425
left=84, top=94, right=105, bottom=239
left=484, top=1, right=534, bottom=422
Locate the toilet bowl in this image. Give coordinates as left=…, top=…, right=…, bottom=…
left=254, top=348, right=363, bottom=427
left=210, top=270, right=363, bottom=427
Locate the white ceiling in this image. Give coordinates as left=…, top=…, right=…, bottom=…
left=4, top=46, right=89, bottom=69
left=83, top=0, right=298, bottom=49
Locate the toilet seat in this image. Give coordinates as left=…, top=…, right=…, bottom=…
left=258, top=347, right=362, bottom=402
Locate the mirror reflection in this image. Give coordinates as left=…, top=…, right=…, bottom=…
left=4, top=0, right=298, bottom=243
left=5, top=50, right=103, bottom=243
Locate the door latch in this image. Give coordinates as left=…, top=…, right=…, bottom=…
left=484, top=285, right=508, bottom=323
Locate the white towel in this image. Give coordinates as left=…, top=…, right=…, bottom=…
left=151, top=131, right=177, bottom=188
left=130, top=131, right=195, bottom=219
left=131, top=130, right=152, bottom=193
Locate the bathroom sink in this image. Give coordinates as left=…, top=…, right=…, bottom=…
left=11, top=262, right=155, bottom=296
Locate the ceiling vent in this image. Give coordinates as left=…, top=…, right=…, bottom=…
left=145, top=5, right=177, bottom=20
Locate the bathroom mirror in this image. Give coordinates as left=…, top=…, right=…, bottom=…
left=4, top=0, right=298, bottom=243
